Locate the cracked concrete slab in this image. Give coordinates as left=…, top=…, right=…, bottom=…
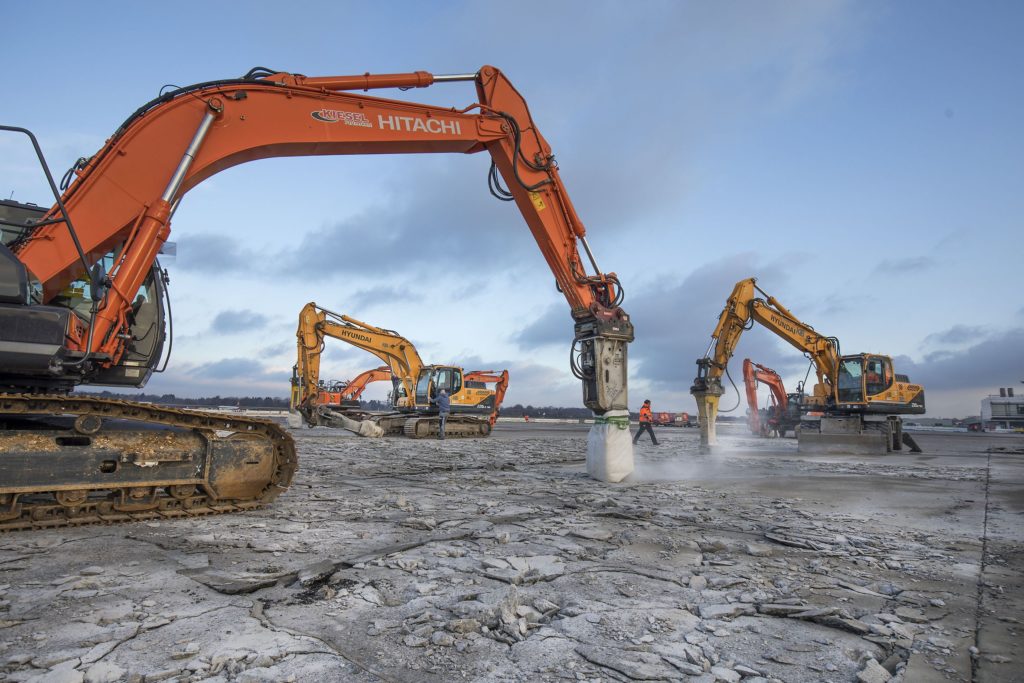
left=0, top=423, right=1020, bottom=682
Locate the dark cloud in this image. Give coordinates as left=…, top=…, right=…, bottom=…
left=895, top=327, right=1024, bottom=391
left=275, top=162, right=542, bottom=279
left=258, top=342, right=293, bottom=358
left=184, top=357, right=279, bottom=381
left=513, top=305, right=571, bottom=350
left=174, top=235, right=257, bottom=274
left=451, top=279, right=491, bottom=302
left=871, top=257, right=934, bottom=275
left=127, top=355, right=289, bottom=398
left=923, top=324, right=988, bottom=346
left=810, top=292, right=861, bottom=317
left=210, top=309, right=270, bottom=334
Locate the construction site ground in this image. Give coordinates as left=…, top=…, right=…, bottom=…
left=1, top=424, right=1021, bottom=683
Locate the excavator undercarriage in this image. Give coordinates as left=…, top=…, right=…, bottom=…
left=311, top=406, right=492, bottom=439
left=0, top=395, right=296, bottom=532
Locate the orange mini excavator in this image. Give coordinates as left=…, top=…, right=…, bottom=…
left=0, top=65, right=632, bottom=529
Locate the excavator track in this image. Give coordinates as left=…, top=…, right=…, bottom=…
left=0, top=394, right=297, bottom=532
left=402, top=415, right=491, bottom=439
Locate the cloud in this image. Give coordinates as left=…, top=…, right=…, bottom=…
left=347, top=285, right=424, bottom=310
left=273, top=162, right=542, bottom=280
left=513, top=305, right=570, bottom=350
left=131, top=355, right=289, bottom=397
left=923, top=324, right=988, bottom=346
left=871, top=257, right=934, bottom=275
left=184, top=357, right=281, bottom=382
left=895, top=327, right=1024, bottom=392
left=258, top=342, right=293, bottom=358
left=210, top=309, right=270, bottom=334
left=174, top=234, right=258, bottom=274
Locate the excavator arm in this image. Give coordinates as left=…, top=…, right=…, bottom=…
left=464, top=370, right=510, bottom=427
left=8, top=65, right=631, bottom=412
left=339, top=366, right=392, bottom=402
left=742, top=358, right=789, bottom=436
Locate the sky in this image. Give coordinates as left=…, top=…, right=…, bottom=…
left=2, top=1, right=1022, bottom=417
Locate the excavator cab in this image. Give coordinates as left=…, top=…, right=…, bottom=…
left=836, top=354, right=896, bottom=407
left=414, top=365, right=463, bottom=410
left=1, top=196, right=167, bottom=391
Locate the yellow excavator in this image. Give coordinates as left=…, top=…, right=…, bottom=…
left=691, top=278, right=924, bottom=453
left=291, top=302, right=508, bottom=438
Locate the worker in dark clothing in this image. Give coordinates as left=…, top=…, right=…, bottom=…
left=633, top=399, right=659, bottom=445
left=434, top=389, right=451, bottom=440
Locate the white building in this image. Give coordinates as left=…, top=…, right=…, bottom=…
left=981, top=387, right=1024, bottom=431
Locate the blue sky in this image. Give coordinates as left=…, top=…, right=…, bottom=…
left=2, top=1, right=1021, bottom=417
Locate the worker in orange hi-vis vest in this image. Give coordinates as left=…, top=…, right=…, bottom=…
left=633, top=399, right=659, bottom=445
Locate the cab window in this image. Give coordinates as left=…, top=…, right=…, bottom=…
left=865, top=356, right=892, bottom=395
left=416, top=371, right=432, bottom=401
left=434, top=368, right=450, bottom=392
left=836, top=359, right=863, bottom=402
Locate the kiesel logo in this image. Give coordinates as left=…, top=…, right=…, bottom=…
left=311, top=109, right=372, bottom=127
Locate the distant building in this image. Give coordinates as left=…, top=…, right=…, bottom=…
left=980, top=387, right=1024, bottom=431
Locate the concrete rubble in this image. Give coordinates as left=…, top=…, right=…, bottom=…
left=0, top=425, right=1020, bottom=682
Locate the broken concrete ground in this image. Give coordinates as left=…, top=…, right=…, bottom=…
left=0, top=424, right=1020, bottom=682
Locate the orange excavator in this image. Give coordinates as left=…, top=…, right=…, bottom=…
left=0, top=66, right=632, bottom=529
left=742, top=359, right=802, bottom=437
left=317, top=366, right=392, bottom=408
left=464, top=370, right=510, bottom=427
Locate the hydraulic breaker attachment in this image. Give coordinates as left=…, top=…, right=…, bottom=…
left=574, top=315, right=634, bottom=414
left=691, top=358, right=725, bottom=447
